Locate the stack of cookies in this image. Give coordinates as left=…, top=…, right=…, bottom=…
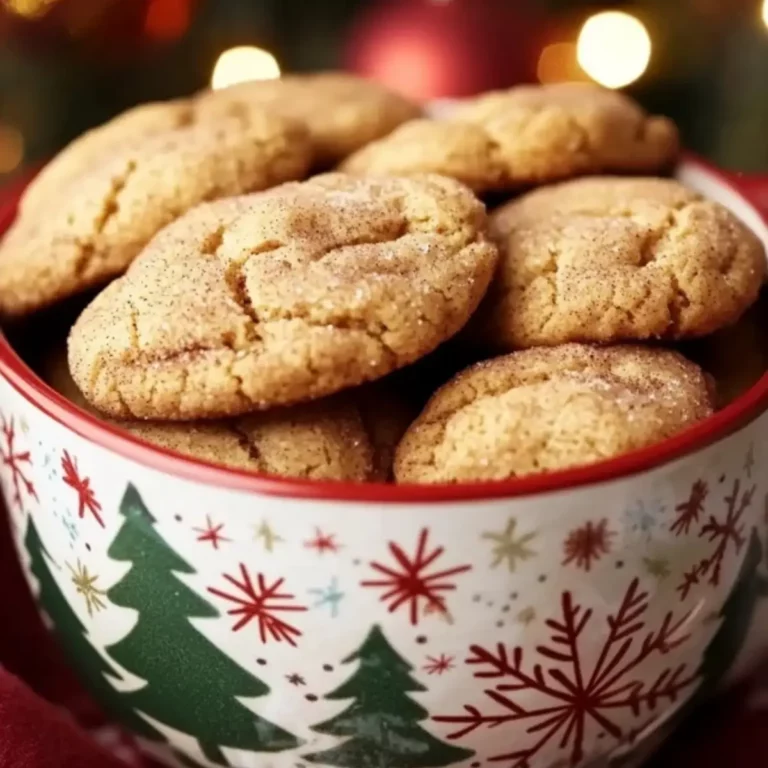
left=2, top=75, right=764, bottom=484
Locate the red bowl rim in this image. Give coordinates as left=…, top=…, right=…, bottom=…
left=1, top=156, right=767, bottom=504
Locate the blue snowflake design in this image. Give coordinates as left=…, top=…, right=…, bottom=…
left=309, top=576, right=345, bottom=618
left=624, top=498, right=665, bottom=541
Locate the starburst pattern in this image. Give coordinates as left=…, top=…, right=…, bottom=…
left=286, top=673, right=306, bottom=686
left=624, top=500, right=663, bottom=541
left=67, top=559, right=107, bottom=616
left=193, top=515, right=229, bottom=550
left=670, top=480, right=708, bottom=536
left=304, top=528, right=341, bottom=554
left=677, top=478, right=753, bottom=600
left=482, top=518, right=537, bottom=572
left=434, top=578, right=697, bottom=767
left=424, top=654, right=455, bottom=676
left=643, top=557, right=671, bottom=581
left=361, top=528, right=471, bottom=625
left=0, top=414, right=37, bottom=510
left=254, top=519, right=283, bottom=552
left=208, top=565, right=307, bottom=645
left=309, top=577, right=345, bottom=618
left=517, top=607, right=537, bottom=626
left=61, top=451, right=103, bottom=528
left=562, top=519, right=614, bottom=571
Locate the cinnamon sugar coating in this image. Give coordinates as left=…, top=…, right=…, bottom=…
left=0, top=100, right=313, bottom=317
left=196, top=72, right=422, bottom=166
left=67, top=173, right=498, bottom=420
left=469, top=177, right=766, bottom=349
left=394, top=344, right=715, bottom=483
left=342, top=83, right=678, bottom=192
left=45, top=345, right=409, bottom=481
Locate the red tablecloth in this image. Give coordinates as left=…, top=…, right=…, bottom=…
left=1, top=509, right=767, bottom=768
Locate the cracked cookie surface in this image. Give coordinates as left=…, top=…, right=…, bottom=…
left=394, top=343, right=714, bottom=483
left=0, top=101, right=313, bottom=318
left=341, top=83, right=678, bottom=192
left=67, top=173, right=498, bottom=420
left=45, top=345, right=409, bottom=481
left=196, top=72, right=422, bottom=166
left=468, top=176, right=766, bottom=349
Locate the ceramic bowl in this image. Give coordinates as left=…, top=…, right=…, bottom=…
left=1, top=158, right=768, bottom=768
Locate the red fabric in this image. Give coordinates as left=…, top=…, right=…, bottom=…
left=0, top=670, right=128, bottom=768
left=0, top=506, right=766, bottom=767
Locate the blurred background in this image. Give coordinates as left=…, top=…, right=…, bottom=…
left=0, top=0, right=767, bottom=184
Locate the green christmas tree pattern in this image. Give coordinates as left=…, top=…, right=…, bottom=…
left=23, top=515, right=151, bottom=733
left=304, top=625, right=473, bottom=768
left=105, top=484, right=301, bottom=765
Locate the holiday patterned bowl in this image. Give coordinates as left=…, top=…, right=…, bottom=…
left=1, top=159, right=768, bottom=768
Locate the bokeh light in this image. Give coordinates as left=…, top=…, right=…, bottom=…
left=1, top=0, right=57, bottom=19
left=0, top=124, right=24, bottom=174
left=211, top=46, right=280, bottom=91
left=577, top=11, right=651, bottom=89
left=537, top=42, right=586, bottom=85
left=144, top=0, right=191, bottom=42
left=762, top=0, right=768, bottom=28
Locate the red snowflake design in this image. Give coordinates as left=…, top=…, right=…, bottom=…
left=0, top=414, right=37, bottom=511
left=562, top=519, right=614, bottom=572
left=361, top=528, right=471, bottom=625
left=61, top=451, right=103, bottom=528
left=424, top=654, right=455, bottom=676
left=677, top=478, right=753, bottom=601
left=304, top=528, right=341, bottom=554
left=193, top=515, right=229, bottom=550
left=434, top=578, right=697, bottom=768
left=670, top=480, right=708, bottom=536
left=208, top=565, right=307, bottom=646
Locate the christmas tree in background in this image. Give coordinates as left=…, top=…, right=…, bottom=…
left=304, top=624, right=473, bottom=768
left=105, top=484, right=300, bottom=765
left=22, top=515, right=147, bottom=734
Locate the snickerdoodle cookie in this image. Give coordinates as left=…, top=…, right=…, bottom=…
left=0, top=102, right=312, bottom=318
left=18, top=100, right=191, bottom=216
left=394, top=344, right=715, bottom=483
left=196, top=72, right=422, bottom=166
left=44, top=346, right=409, bottom=481
left=469, top=177, right=766, bottom=350
left=341, top=83, right=678, bottom=192
left=67, top=174, right=498, bottom=420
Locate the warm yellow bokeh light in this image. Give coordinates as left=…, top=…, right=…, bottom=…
left=537, top=42, right=588, bottom=85
left=0, top=125, right=24, bottom=174
left=762, top=0, right=768, bottom=28
left=211, top=46, right=281, bottom=91
left=1, top=0, right=57, bottom=19
left=577, top=11, right=651, bottom=89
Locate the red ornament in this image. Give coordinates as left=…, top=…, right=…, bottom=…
left=345, top=0, right=544, bottom=100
